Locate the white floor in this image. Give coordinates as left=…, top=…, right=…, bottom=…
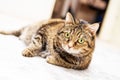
left=0, top=14, right=120, bottom=80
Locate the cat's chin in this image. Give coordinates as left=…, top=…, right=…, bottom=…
left=62, top=44, right=80, bottom=54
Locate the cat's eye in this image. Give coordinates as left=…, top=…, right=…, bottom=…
left=65, top=32, right=70, bottom=38
left=78, top=38, right=85, bottom=44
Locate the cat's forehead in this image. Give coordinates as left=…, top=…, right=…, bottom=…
left=61, top=25, right=79, bottom=34
left=59, top=19, right=90, bottom=34
left=64, top=23, right=87, bottom=32
left=63, top=23, right=92, bottom=37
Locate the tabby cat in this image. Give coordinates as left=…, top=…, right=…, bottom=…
left=0, top=13, right=99, bottom=69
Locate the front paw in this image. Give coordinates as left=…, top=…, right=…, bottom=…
left=38, top=51, right=50, bottom=58
left=22, top=49, right=34, bottom=57
left=46, top=55, right=56, bottom=64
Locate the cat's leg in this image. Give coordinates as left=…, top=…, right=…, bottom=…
left=46, top=55, right=76, bottom=69
left=22, top=34, right=42, bottom=57
left=38, top=37, right=53, bottom=58
left=38, top=51, right=50, bottom=58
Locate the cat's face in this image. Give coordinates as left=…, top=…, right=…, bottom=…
left=55, top=13, right=99, bottom=56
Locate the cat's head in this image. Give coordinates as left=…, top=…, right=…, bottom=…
left=55, top=12, right=99, bottom=56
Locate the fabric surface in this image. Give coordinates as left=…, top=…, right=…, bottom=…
left=0, top=14, right=120, bottom=80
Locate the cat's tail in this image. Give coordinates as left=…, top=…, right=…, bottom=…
left=0, top=28, right=23, bottom=37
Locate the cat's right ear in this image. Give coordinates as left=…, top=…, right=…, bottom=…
left=87, top=23, right=100, bottom=35
left=65, top=12, right=75, bottom=24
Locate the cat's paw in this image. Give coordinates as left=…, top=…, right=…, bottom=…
left=46, top=55, right=56, bottom=64
left=22, top=49, right=34, bottom=57
left=38, top=51, right=50, bottom=58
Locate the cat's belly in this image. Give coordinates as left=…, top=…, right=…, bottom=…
left=19, top=25, right=42, bottom=45
left=19, top=31, right=35, bottom=46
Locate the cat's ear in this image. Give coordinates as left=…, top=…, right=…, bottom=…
left=65, top=12, right=75, bottom=24
left=87, top=23, right=99, bottom=35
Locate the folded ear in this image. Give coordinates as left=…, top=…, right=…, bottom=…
left=65, top=12, right=75, bottom=24
left=88, top=23, right=99, bottom=35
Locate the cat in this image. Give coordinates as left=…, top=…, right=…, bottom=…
left=0, top=12, right=99, bottom=70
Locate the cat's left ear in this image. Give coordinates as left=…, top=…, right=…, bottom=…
left=88, top=23, right=99, bottom=35
left=65, top=12, right=75, bottom=24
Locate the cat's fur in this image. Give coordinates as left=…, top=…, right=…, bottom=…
left=0, top=13, right=99, bottom=69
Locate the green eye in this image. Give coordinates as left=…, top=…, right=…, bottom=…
left=78, top=38, right=85, bottom=44
left=65, top=32, right=70, bottom=38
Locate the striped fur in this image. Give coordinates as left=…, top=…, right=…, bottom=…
left=0, top=13, right=99, bottom=69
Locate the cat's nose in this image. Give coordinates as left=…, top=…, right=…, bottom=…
left=68, top=41, right=73, bottom=48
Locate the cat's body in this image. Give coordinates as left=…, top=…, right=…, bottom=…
left=0, top=13, right=99, bottom=69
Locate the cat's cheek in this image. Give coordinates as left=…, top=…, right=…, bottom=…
left=57, top=36, right=66, bottom=42
left=62, top=42, right=68, bottom=47
left=62, top=44, right=81, bottom=54
left=65, top=39, right=69, bottom=42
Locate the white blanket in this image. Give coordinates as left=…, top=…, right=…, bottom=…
left=0, top=33, right=120, bottom=80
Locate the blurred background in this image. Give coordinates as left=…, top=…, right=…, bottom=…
left=52, top=0, right=108, bottom=27
left=0, top=0, right=120, bottom=48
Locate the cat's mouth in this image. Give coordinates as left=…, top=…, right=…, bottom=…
left=62, top=44, right=80, bottom=54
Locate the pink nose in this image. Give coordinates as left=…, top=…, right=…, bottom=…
left=68, top=45, right=72, bottom=48
left=68, top=42, right=73, bottom=48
